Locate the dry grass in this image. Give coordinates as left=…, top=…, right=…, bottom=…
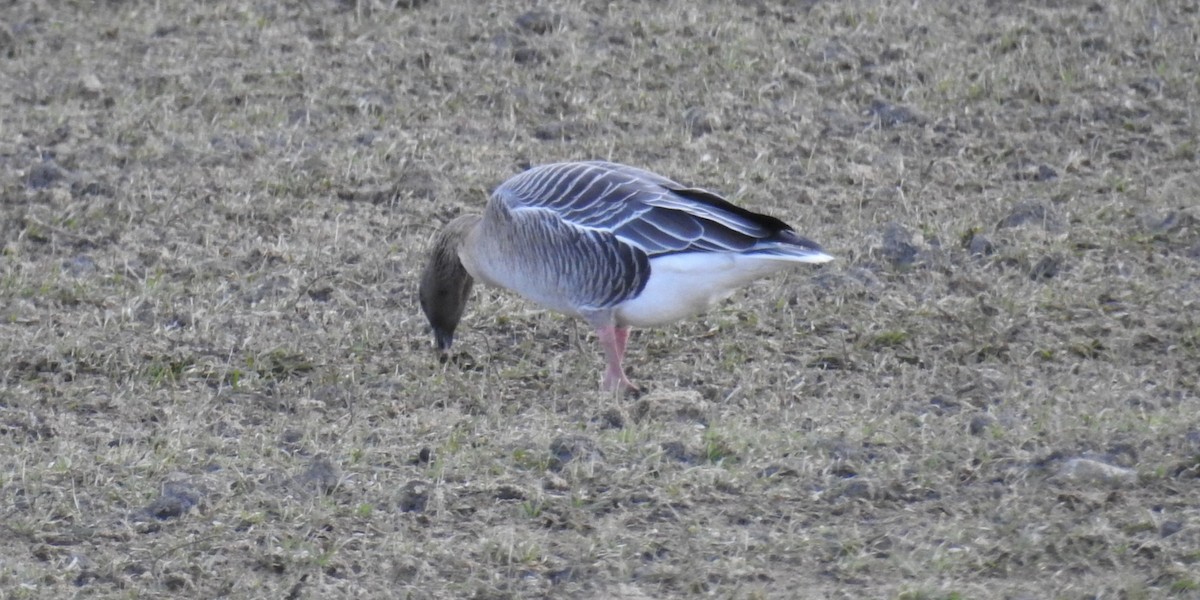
left=2, top=0, right=1199, bottom=598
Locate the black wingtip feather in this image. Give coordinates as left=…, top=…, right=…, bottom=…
left=668, top=187, right=794, bottom=234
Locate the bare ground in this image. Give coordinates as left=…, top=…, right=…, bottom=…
left=2, top=1, right=1199, bottom=598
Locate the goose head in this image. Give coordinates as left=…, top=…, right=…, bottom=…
left=418, top=214, right=481, bottom=354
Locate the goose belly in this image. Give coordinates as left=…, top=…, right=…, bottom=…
left=614, top=253, right=790, bottom=328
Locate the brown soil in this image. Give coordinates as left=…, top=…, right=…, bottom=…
left=2, top=1, right=1198, bottom=598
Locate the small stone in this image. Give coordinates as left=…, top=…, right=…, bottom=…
left=1029, top=255, right=1060, bottom=280
left=597, top=408, right=625, bottom=429
left=280, top=429, right=304, bottom=448
left=79, top=72, right=104, bottom=97
left=297, top=456, right=341, bottom=495
left=880, top=222, right=918, bottom=267
left=806, top=355, right=849, bottom=370
left=493, top=484, right=526, bottom=501
left=71, top=180, right=112, bottom=197
left=548, top=435, right=603, bottom=470
left=306, top=286, right=334, bottom=302
left=146, top=481, right=202, bottom=520
left=26, top=162, right=65, bottom=189
left=683, top=106, right=720, bottom=138
left=543, top=475, right=570, bottom=492
left=1056, top=458, right=1137, bottom=487
left=660, top=441, right=699, bottom=465
left=834, top=478, right=875, bottom=500
left=1035, top=165, right=1058, bottom=181
left=1011, top=162, right=1059, bottom=182
left=966, top=233, right=995, bottom=257
left=1160, top=520, right=1183, bottom=538
left=866, top=100, right=922, bottom=128
left=514, top=9, right=563, bottom=35
left=398, top=480, right=429, bottom=513
left=968, top=414, right=995, bottom=436
left=997, top=201, right=1051, bottom=229
left=513, top=46, right=543, bottom=65
left=1103, top=443, right=1138, bottom=468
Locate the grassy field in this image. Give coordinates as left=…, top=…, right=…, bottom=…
left=2, top=0, right=1199, bottom=597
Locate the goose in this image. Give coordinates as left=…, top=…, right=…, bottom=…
left=418, top=161, right=833, bottom=392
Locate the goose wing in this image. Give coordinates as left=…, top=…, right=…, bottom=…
left=495, top=161, right=830, bottom=261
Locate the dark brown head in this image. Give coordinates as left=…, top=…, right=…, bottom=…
left=418, top=215, right=481, bottom=353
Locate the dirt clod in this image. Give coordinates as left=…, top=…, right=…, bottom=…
left=146, top=481, right=203, bottom=520
left=966, top=233, right=995, bottom=257
left=879, top=222, right=919, bottom=267
left=660, top=441, right=700, bottom=465
left=514, top=9, right=564, bottom=35
left=289, top=456, right=342, bottom=496
left=549, top=435, right=603, bottom=470
left=493, top=484, right=526, bottom=501
left=26, top=162, right=65, bottom=189
left=866, top=100, right=922, bottom=128
left=997, top=201, right=1053, bottom=230
left=1029, top=255, right=1060, bottom=280
left=398, top=480, right=430, bottom=513
left=683, top=107, right=720, bottom=138
left=968, top=413, right=995, bottom=436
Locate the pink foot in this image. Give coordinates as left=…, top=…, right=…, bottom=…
left=596, top=325, right=638, bottom=393
left=601, top=366, right=639, bottom=393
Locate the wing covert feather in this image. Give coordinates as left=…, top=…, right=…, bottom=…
left=493, top=161, right=821, bottom=259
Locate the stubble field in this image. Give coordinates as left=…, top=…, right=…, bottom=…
left=2, top=1, right=1199, bottom=598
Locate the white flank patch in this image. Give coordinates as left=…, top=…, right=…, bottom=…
left=615, top=253, right=813, bottom=327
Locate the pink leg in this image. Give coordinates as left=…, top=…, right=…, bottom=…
left=613, top=326, right=630, bottom=358
left=596, top=325, right=637, bottom=392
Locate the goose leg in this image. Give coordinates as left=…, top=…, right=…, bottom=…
left=596, top=324, right=637, bottom=392
left=612, top=326, right=630, bottom=358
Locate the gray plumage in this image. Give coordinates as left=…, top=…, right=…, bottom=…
left=418, top=161, right=833, bottom=391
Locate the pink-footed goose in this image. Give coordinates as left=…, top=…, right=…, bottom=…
left=419, top=161, right=833, bottom=392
